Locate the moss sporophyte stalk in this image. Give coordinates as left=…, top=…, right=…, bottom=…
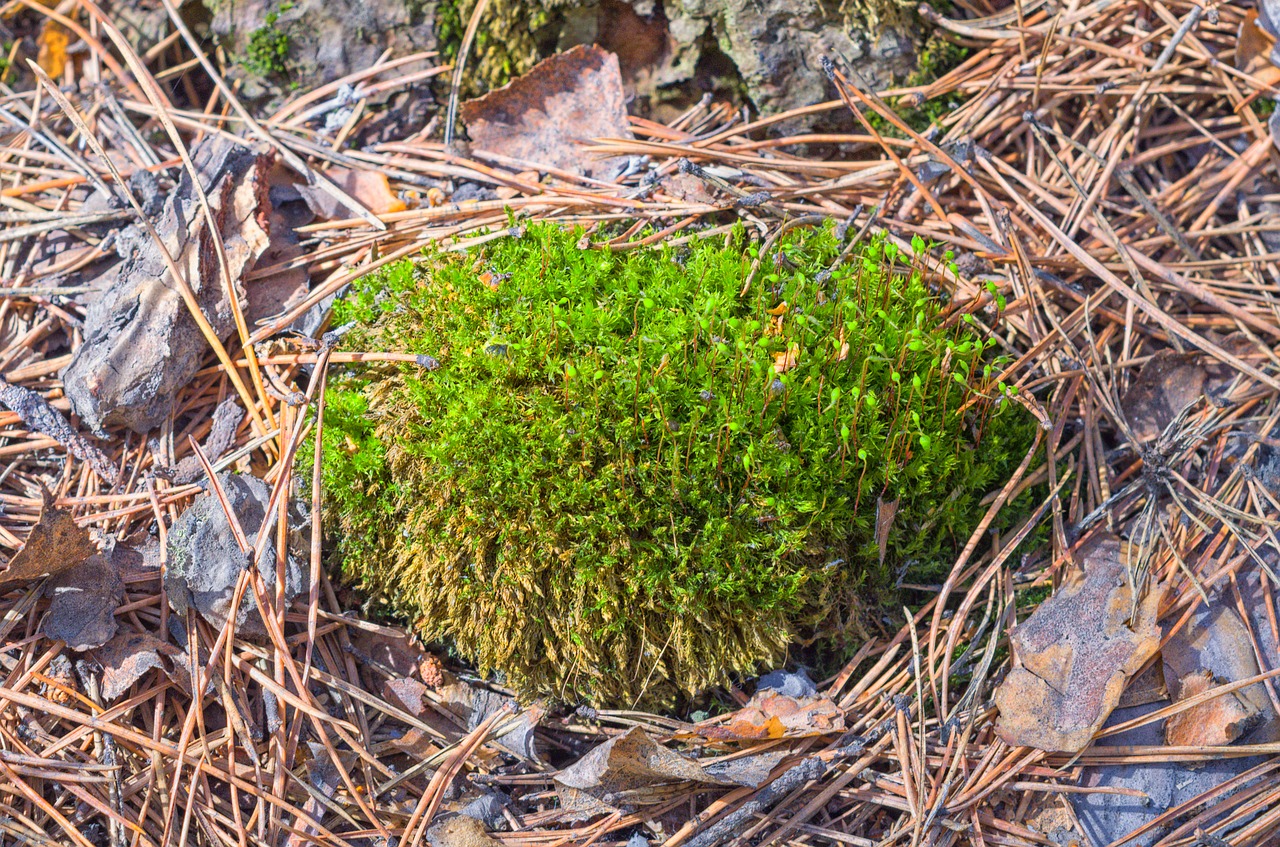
left=319, top=222, right=1037, bottom=706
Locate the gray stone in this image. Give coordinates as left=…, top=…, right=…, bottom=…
left=756, top=668, right=817, bottom=698
left=1071, top=702, right=1272, bottom=847
left=668, top=0, right=915, bottom=129
left=206, top=0, right=438, bottom=106
left=165, top=473, right=309, bottom=638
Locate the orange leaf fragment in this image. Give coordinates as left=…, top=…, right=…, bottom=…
left=687, top=692, right=845, bottom=741
left=772, top=343, right=799, bottom=374
left=37, top=21, right=71, bottom=79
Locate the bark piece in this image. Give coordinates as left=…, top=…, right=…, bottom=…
left=0, top=379, right=117, bottom=483
left=92, top=631, right=173, bottom=702
left=61, top=138, right=271, bottom=435
left=1164, top=670, right=1261, bottom=747
left=993, top=534, right=1163, bottom=753
left=164, top=473, right=308, bottom=638
left=461, top=45, right=635, bottom=182
left=689, top=691, right=845, bottom=741
left=171, top=397, right=245, bottom=485
left=1162, top=595, right=1276, bottom=747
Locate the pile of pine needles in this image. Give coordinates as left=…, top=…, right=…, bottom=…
left=0, top=0, right=1276, bottom=844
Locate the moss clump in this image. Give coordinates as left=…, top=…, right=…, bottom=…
left=320, top=222, right=1035, bottom=705
left=243, top=6, right=292, bottom=78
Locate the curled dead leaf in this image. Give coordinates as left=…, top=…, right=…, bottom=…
left=298, top=167, right=406, bottom=218
left=684, top=691, right=846, bottom=742
left=1238, top=9, right=1280, bottom=84
left=92, top=631, right=179, bottom=702
left=772, top=343, right=799, bottom=374
left=875, top=497, right=899, bottom=567
left=43, top=552, right=124, bottom=650
left=554, top=726, right=730, bottom=818
left=1120, top=350, right=1207, bottom=443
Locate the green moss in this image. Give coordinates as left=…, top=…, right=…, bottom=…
left=242, top=6, right=292, bottom=78
left=319, top=222, right=1036, bottom=705
left=866, top=31, right=969, bottom=137
left=435, top=0, right=565, bottom=98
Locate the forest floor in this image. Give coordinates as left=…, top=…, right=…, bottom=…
left=0, top=1, right=1276, bottom=845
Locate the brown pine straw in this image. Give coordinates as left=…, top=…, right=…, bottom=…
left=0, top=0, right=1276, bottom=843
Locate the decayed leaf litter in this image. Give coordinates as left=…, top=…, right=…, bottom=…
left=0, top=1, right=1274, bottom=846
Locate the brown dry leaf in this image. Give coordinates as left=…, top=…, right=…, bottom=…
left=460, top=44, right=635, bottom=182
left=875, top=497, right=899, bottom=567
left=1120, top=350, right=1208, bottom=443
left=36, top=20, right=70, bottom=78
left=689, top=692, right=846, bottom=742
left=381, top=676, right=466, bottom=755
left=772, top=343, right=799, bottom=375
left=244, top=206, right=310, bottom=326
left=298, top=167, right=406, bottom=218
left=554, top=726, right=731, bottom=818
left=1238, top=9, right=1280, bottom=85
left=0, top=492, right=97, bottom=587
left=352, top=627, right=435, bottom=680
left=835, top=327, right=850, bottom=363
left=993, top=534, right=1163, bottom=753
left=661, top=172, right=717, bottom=204
left=43, top=553, right=124, bottom=651
left=495, top=170, right=540, bottom=200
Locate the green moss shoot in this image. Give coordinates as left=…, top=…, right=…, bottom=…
left=243, top=7, right=292, bottom=78
left=319, top=222, right=1036, bottom=705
